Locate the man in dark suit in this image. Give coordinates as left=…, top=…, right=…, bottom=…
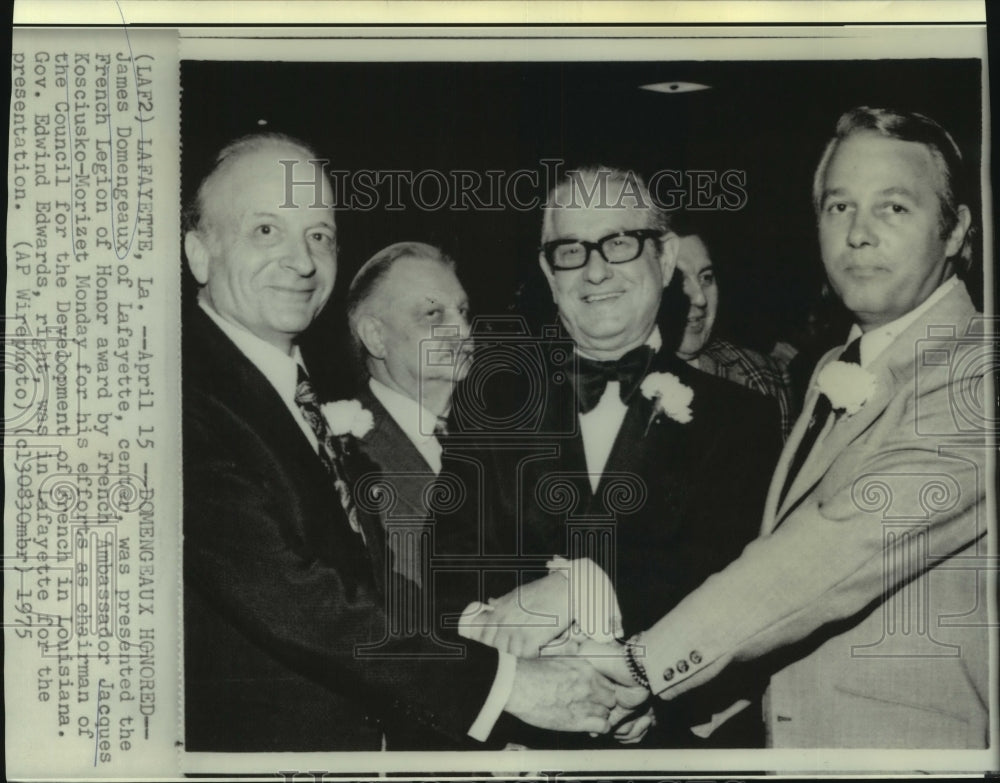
left=182, top=134, right=638, bottom=753
left=437, top=166, right=782, bottom=746
left=345, top=242, right=472, bottom=589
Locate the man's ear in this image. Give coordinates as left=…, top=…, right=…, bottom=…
left=945, top=204, right=972, bottom=259
left=184, top=231, right=212, bottom=285
left=355, top=314, right=386, bottom=360
left=658, top=231, right=679, bottom=285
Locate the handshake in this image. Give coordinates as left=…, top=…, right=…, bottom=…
left=460, top=566, right=654, bottom=743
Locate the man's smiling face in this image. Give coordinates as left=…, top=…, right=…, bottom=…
left=186, top=143, right=337, bottom=354
left=540, top=202, right=674, bottom=360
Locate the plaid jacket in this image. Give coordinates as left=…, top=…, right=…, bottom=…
left=697, top=338, right=795, bottom=439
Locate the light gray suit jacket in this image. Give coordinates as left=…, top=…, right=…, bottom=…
left=640, top=281, right=990, bottom=748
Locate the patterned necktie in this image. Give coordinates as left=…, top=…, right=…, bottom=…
left=293, top=367, right=363, bottom=537
left=779, top=337, right=862, bottom=507
left=573, top=344, right=655, bottom=414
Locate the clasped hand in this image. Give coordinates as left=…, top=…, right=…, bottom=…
left=463, top=574, right=652, bottom=740
left=460, top=571, right=575, bottom=657
left=503, top=649, right=650, bottom=740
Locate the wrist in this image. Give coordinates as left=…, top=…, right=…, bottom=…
left=624, top=633, right=650, bottom=690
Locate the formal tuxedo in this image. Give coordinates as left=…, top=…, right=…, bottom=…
left=182, top=306, right=500, bottom=752
left=640, top=280, right=990, bottom=748
left=434, top=340, right=782, bottom=745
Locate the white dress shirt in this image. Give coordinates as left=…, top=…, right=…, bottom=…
left=810, top=277, right=963, bottom=452
left=202, top=302, right=511, bottom=741
left=578, top=327, right=663, bottom=491
left=847, top=275, right=960, bottom=368
left=368, top=378, right=445, bottom=474
left=200, top=301, right=317, bottom=450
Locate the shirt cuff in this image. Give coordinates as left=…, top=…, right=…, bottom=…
left=689, top=698, right=751, bottom=738
left=467, top=650, right=516, bottom=741
left=548, top=555, right=623, bottom=642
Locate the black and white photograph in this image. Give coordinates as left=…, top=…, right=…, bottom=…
left=5, top=2, right=997, bottom=781
left=178, top=26, right=994, bottom=776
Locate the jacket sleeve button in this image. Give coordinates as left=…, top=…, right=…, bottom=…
left=663, top=668, right=674, bottom=681
left=690, top=650, right=702, bottom=664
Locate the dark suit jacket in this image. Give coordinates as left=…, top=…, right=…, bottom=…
left=351, top=384, right=474, bottom=753
left=182, top=306, right=499, bottom=752
left=434, top=345, right=782, bottom=746
left=354, top=384, right=437, bottom=589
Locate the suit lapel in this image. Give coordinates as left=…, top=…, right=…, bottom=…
left=594, top=351, right=688, bottom=520
left=358, top=387, right=435, bottom=474
left=774, top=361, right=895, bottom=523
left=192, top=307, right=330, bottom=477
left=189, top=308, right=374, bottom=567
left=769, top=283, right=977, bottom=528
left=763, top=378, right=826, bottom=530
left=596, top=396, right=653, bottom=495
left=513, top=352, right=591, bottom=555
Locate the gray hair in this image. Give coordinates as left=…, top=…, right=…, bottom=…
left=346, top=241, right=457, bottom=364
left=812, top=106, right=972, bottom=264
left=540, top=166, right=669, bottom=244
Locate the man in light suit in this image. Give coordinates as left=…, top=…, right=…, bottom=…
left=346, top=242, right=472, bottom=588
left=583, top=107, right=990, bottom=748
left=182, top=133, right=637, bottom=752
left=439, top=166, right=782, bottom=747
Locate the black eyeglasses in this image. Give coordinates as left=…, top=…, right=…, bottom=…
left=540, top=229, right=662, bottom=270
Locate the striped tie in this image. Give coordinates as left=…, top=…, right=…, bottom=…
left=294, top=367, right=363, bottom=537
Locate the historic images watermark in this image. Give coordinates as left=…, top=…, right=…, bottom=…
left=279, top=158, right=749, bottom=213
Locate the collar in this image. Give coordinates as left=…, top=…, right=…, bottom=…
left=200, top=300, right=305, bottom=403
left=576, top=325, right=663, bottom=361
left=846, top=276, right=959, bottom=368
left=368, top=377, right=441, bottom=446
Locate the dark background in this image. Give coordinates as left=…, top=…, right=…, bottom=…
left=180, top=58, right=983, bottom=392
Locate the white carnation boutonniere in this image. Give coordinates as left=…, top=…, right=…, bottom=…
left=815, top=361, right=877, bottom=417
left=321, top=399, right=375, bottom=441
left=640, top=372, right=694, bottom=433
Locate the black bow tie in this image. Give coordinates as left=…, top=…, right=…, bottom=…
left=572, top=345, right=655, bottom=414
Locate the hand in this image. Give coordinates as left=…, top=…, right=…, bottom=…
left=613, top=705, right=655, bottom=744
left=504, top=656, right=616, bottom=734
left=553, top=636, right=650, bottom=740
left=574, top=636, right=634, bottom=687
left=476, top=572, right=572, bottom=657
left=609, top=674, right=650, bottom=722
left=603, top=650, right=650, bottom=739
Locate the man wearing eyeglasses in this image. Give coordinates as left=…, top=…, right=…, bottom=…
left=183, top=142, right=647, bottom=753
left=575, top=109, right=990, bottom=751
left=439, top=167, right=782, bottom=747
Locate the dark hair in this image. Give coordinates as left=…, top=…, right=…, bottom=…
left=183, top=132, right=320, bottom=233
left=664, top=210, right=718, bottom=262
left=346, top=241, right=457, bottom=366
left=812, top=106, right=972, bottom=264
